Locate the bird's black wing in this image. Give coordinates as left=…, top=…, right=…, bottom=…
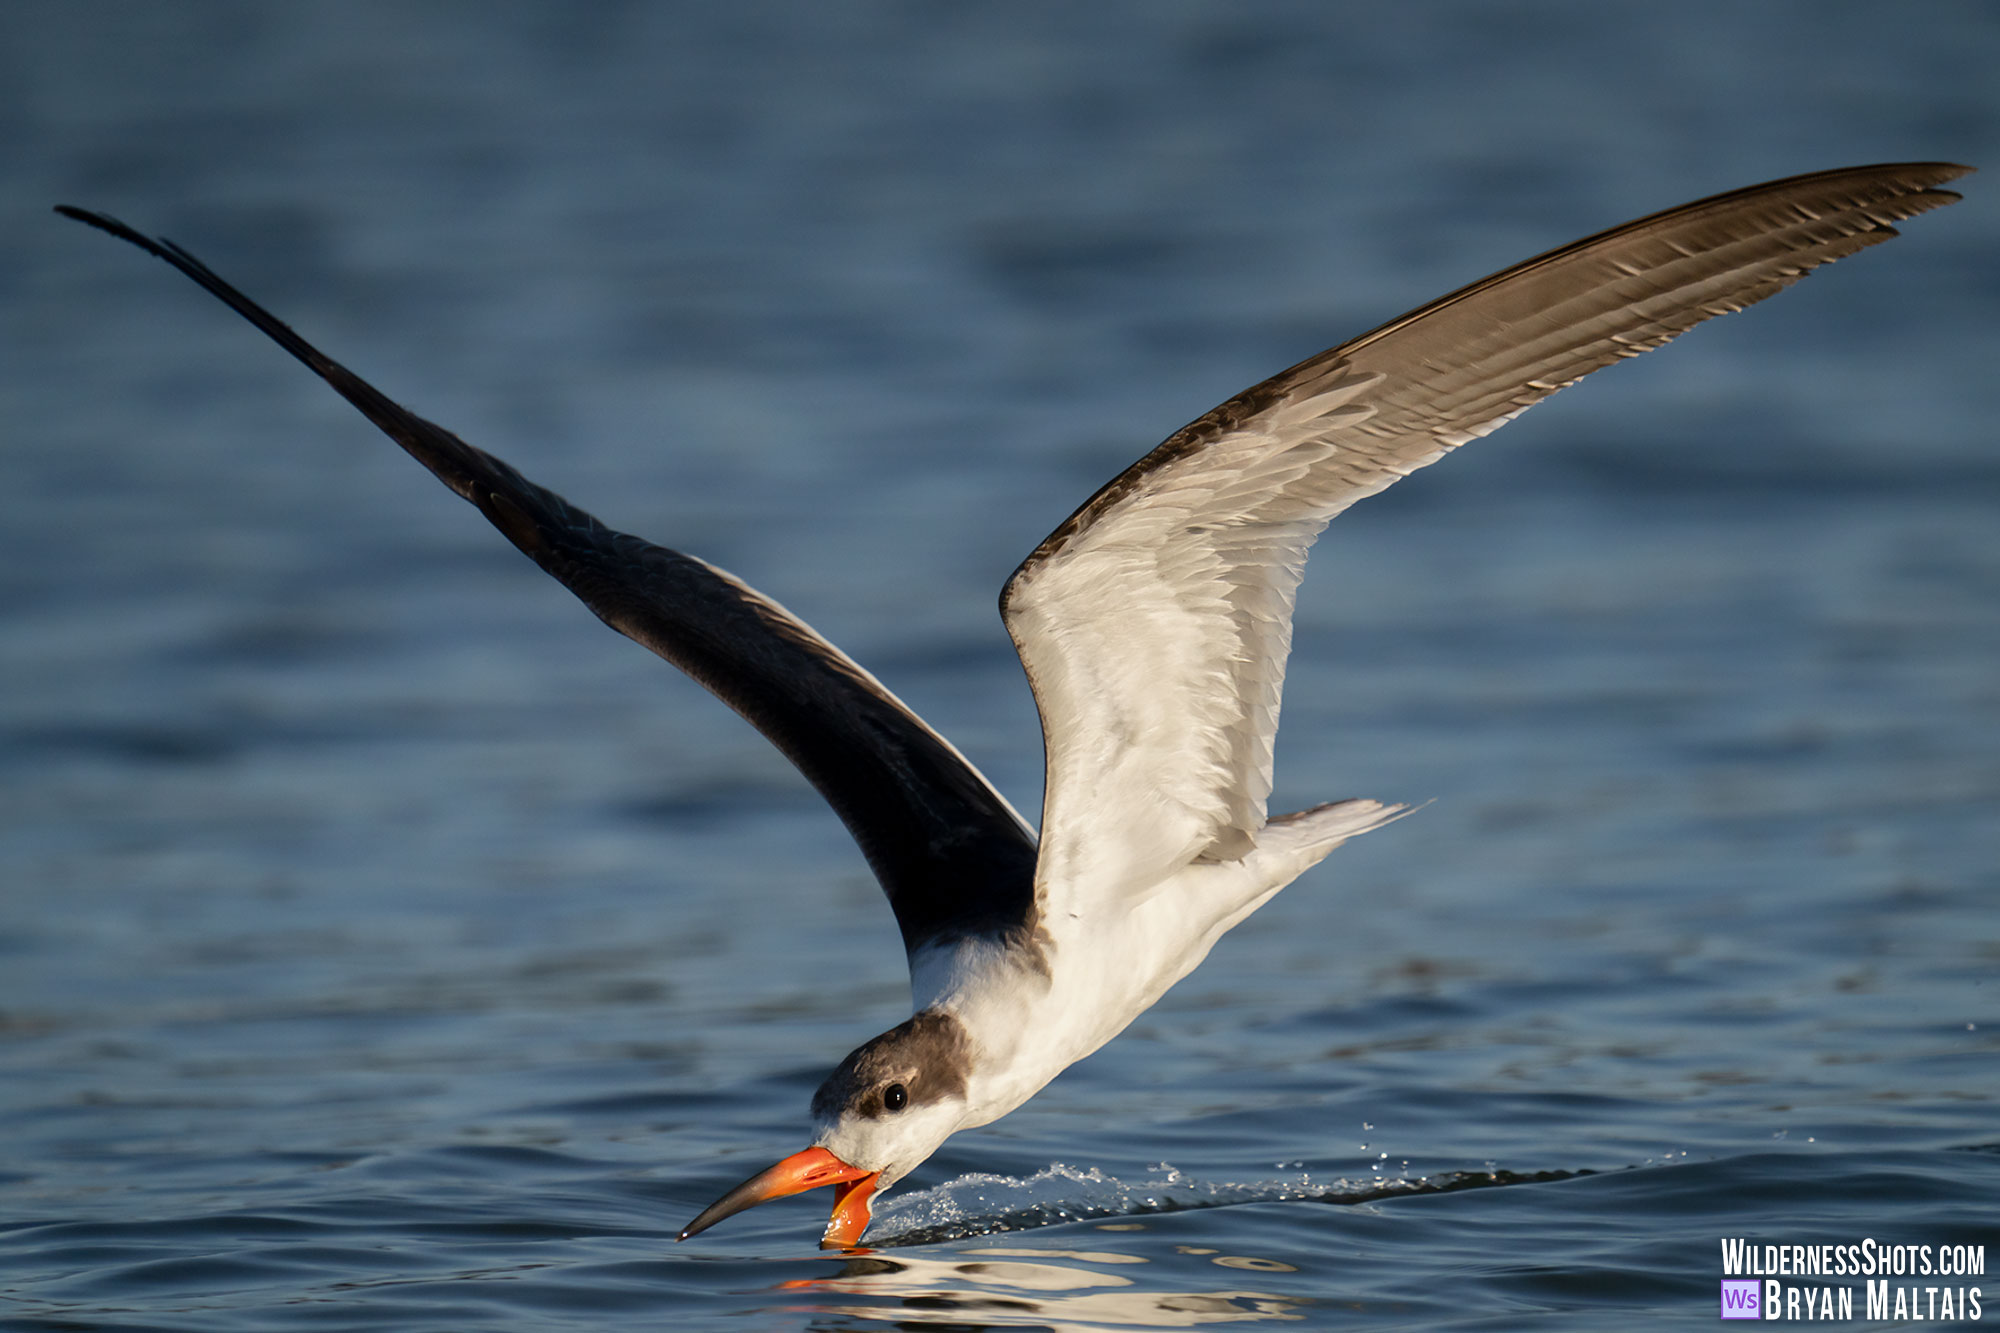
left=57, top=206, right=1040, bottom=958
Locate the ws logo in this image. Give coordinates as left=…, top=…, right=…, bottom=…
left=1721, top=1279, right=1760, bottom=1319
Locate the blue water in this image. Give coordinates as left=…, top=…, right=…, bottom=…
left=4, top=3, right=1997, bottom=1328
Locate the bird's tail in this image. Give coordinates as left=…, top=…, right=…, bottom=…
left=1197, top=798, right=1419, bottom=936
left=1257, top=797, right=1418, bottom=867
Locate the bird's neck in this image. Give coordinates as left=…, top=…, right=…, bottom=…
left=908, top=934, right=1072, bottom=1128
left=908, top=855, right=1315, bottom=1129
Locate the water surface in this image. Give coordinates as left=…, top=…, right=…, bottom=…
left=3, top=4, right=1997, bottom=1328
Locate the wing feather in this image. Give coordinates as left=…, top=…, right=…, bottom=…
left=1002, top=162, right=1969, bottom=906
left=58, top=207, right=1041, bottom=959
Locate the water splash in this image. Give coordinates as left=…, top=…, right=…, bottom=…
left=872, top=1160, right=1592, bottom=1247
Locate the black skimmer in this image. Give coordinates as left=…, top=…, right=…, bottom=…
left=57, top=162, right=1968, bottom=1249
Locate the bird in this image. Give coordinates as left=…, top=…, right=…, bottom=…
left=57, top=161, right=1968, bottom=1249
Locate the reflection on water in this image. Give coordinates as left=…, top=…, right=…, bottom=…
left=784, top=1246, right=1301, bottom=1328
left=762, top=1164, right=1607, bottom=1327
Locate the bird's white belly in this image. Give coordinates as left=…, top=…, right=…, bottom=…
left=922, top=858, right=1284, bottom=1129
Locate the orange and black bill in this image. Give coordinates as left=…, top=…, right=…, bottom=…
left=678, top=1146, right=880, bottom=1250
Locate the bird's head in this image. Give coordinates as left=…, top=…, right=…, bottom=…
left=678, top=1010, right=971, bottom=1248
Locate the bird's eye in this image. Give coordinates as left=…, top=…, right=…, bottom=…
left=883, top=1083, right=908, bottom=1113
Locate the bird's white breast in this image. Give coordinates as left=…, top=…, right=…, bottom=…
left=911, top=855, right=1294, bottom=1130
